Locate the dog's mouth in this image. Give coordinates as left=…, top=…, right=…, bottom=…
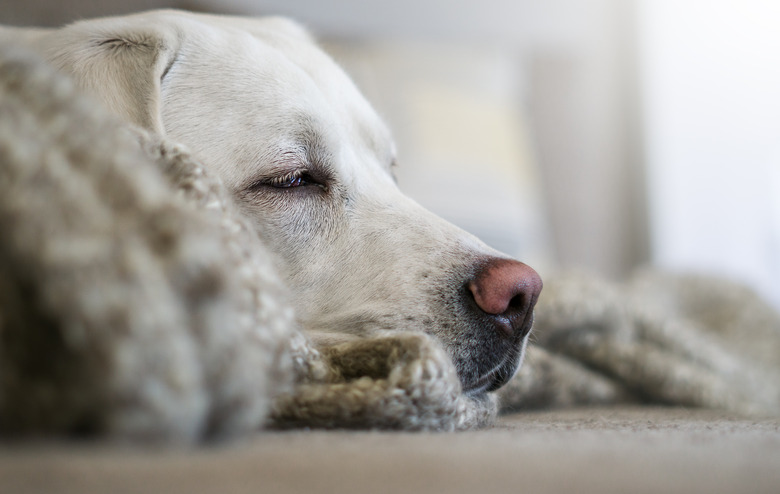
left=458, top=311, right=535, bottom=396
left=462, top=354, right=522, bottom=396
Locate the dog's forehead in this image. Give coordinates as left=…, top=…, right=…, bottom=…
left=164, top=16, right=395, bottom=186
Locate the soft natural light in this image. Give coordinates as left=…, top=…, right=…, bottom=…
left=638, top=0, right=780, bottom=306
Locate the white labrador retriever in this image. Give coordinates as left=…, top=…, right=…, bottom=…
left=2, top=10, right=542, bottom=396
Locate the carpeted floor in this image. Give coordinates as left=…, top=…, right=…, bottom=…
left=2, top=407, right=779, bottom=494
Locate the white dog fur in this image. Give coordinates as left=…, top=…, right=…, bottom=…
left=0, top=10, right=541, bottom=400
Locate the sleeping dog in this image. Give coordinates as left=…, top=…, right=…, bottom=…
left=1, top=10, right=541, bottom=400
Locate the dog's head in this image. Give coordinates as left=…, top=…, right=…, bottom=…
left=38, top=10, right=542, bottom=395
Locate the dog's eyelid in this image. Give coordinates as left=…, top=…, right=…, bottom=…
left=244, top=164, right=332, bottom=193
left=244, top=169, right=305, bottom=189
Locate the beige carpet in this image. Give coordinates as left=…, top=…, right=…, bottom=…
left=2, top=407, right=779, bottom=494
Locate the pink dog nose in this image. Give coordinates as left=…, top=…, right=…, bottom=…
left=467, top=258, right=543, bottom=338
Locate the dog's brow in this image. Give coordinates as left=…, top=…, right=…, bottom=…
left=240, top=124, right=335, bottom=191
left=296, top=125, right=327, bottom=158
left=296, top=124, right=335, bottom=175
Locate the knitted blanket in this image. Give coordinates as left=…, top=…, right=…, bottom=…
left=1, top=44, right=778, bottom=442
left=500, top=270, right=780, bottom=417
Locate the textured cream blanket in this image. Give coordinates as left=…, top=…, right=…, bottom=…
left=501, top=270, right=780, bottom=417
left=1, top=44, right=778, bottom=442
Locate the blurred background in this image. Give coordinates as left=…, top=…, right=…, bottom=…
left=2, top=0, right=779, bottom=307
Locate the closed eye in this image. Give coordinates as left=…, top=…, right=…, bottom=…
left=268, top=170, right=321, bottom=189
left=241, top=131, right=334, bottom=195
left=246, top=169, right=328, bottom=193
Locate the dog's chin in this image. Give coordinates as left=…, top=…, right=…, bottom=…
left=462, top=348, right=525, bottom=396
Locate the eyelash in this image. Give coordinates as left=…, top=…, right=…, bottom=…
left=269, top=171, right=308, bottom=188
left=261, top=170, right=328, bottom=192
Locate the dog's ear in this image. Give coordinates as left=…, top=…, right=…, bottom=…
left=45, top=18, right=181, bottom=135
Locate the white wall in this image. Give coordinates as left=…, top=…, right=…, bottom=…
left=638, top=0, right=780, bottom=306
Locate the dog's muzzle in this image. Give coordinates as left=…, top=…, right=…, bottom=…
left=463, top=258, right=543, bottom=394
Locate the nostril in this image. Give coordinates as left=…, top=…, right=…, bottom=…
left=507, top=293, right=526, bottom=313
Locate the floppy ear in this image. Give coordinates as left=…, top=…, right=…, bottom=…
left=44, top=17, right=181, bottom=135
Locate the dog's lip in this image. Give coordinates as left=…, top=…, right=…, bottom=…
left=464, top=370, right=500, bottom=396
left=463, top=358, right=518, bottom=396
left=461, top=317, right=533, bottom=396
